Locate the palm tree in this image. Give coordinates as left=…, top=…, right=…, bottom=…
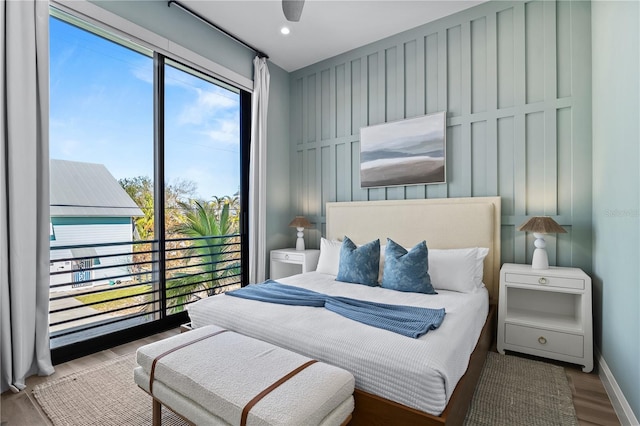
left=166, top=199, right=240, bottom=313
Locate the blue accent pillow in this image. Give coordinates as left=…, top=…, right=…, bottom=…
left=336, top=236, right=380, bottom=287
left=382, top=239, right=436, bottom=294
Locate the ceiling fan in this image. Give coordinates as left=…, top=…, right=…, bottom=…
left=282, top=0, right=305, bottom=22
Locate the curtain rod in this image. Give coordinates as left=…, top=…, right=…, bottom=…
left=168, top=0, right=269, bottom=59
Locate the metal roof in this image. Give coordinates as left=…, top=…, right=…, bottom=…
left=50, top=159, right=143, bottom=217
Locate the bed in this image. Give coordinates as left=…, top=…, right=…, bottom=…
left=188, top=196, right=501, bottom=426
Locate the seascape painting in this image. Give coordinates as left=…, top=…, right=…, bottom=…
left=360, top=111, right=446, bottom=187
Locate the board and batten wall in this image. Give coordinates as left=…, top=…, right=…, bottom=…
left=289, top=0, right=592, bottom=272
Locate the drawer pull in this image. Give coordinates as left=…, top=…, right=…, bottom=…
left=538, top=336, right=547, bottom=345
left=285, top=254, right=289, bottom=260
left=538, top=277, right=547, bottom=285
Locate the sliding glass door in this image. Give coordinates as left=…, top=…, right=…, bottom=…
left=162, top=61, right=243, bottom=314
left=48, top=9, right=248, bottom=361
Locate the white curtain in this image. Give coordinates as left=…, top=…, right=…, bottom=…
left=248, top=56, right=270, bottom=284
left=1, top=0, right=54, bottom=392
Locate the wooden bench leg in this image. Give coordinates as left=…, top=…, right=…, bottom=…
left=153, top=398, right=162, bottom=426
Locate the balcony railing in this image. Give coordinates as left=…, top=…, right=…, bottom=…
left=49, top=234, right=241, bottom=348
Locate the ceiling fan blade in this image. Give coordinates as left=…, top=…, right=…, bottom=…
left=282, top=0, right=305, bottom=22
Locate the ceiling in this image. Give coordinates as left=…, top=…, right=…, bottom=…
left=182, top=1, right=487, bottom=72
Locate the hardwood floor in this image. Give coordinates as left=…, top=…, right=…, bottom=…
left=566, top=367, right=621, bottom=426
left=0, top=328, right=180, bottom=426
left=1, top=330, right=621, bottom=426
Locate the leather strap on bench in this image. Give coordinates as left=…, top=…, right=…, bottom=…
left=240, top=359, right=318, bottom=426
left=149, top=329, right=228, bottom=394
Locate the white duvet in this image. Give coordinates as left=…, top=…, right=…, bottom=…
left=187, top=271, right=489, bottom=415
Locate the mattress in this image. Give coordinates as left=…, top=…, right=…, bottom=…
left=187, top=271, right=489, bottom=415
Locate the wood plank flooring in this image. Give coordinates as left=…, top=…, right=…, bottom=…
left=566, top=367, right=621, bottom=426
left=1, top=329, right=621, bottom=426
left=0, top=329, right=179, bottom=426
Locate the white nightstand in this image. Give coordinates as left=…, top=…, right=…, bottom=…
left=497, top=263, right=593, bottom=372
left=270, top=248, right=320, bottom=280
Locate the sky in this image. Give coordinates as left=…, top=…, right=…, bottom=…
left=49, top=16, right=241, bottom=201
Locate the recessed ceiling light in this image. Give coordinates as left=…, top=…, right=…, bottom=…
left=280, top=27, right=291, bottom=35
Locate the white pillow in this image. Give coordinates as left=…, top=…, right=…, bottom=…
left=377, top=244, right=386, bottom=283
left=475, top=247, right=490, bottom=288
left=429, top=248, right=481, bottom=293
left=378, top=245, right=489, bottom=287
left=316, top=238, right=342, bottom=276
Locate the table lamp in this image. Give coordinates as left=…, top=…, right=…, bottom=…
left=517, top=216, right=567, bottom=269
left=289, top=216, right=311, bottom=250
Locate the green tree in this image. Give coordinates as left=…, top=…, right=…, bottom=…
left=119, top=176, right=198, bottom=241
left=165, top=199, right=240, bottom=313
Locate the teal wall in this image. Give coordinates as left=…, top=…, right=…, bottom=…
left=88, top=0, right=292, bottom=272
left=51, top=217, right=130, bottom=226
left=265, top=65, right=292, bottom=258
left=289, top=0, right=593, bottom=274
left=592, top=0, right=640, bottom=420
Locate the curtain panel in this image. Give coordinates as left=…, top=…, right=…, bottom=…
left=248, top=56, right=270, bottom=284
left=1, top=0, right=54, bottom=392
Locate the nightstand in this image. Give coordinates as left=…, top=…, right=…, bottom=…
left=270, top=248, right=320, bottom=280
left=497, top=263, right=593, bottom=372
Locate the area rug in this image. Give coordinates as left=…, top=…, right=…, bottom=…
left=33, top=355, right=187, bottom=426
left=464, top=352, right=578, bottom=426
left=33, top=351, right=578, bottom=426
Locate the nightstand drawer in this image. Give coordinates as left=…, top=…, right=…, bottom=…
left=505, top=324, right=584, bottom=358
left=271, top=251, right=304, bottom=263
left=505, top=273, right=584, bottom=290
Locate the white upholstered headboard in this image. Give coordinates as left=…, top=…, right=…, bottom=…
left=326, top=197, right=501, bottom=302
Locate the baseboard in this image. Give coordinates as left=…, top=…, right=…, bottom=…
left=596, top=347, right=639, bottom=426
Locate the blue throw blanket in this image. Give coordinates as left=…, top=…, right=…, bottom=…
left=226, top=280, right=445, bottom=338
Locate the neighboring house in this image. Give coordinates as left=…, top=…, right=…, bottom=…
left=49, top=159, right=143, bottom=292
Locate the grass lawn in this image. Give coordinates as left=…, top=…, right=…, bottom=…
left=75, top=284, right=152, bottom=312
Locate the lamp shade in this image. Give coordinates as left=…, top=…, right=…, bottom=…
left=517, top=216, right=566, bottom=270
left=517, top=216, right=567, bottom=234
left=288, top=216, right=311, bottom=228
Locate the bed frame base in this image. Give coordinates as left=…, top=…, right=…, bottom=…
left=349, top=304, right=496, bottom=426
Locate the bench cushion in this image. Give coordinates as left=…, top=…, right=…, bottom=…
left=135, top=325, right=355, bottom=426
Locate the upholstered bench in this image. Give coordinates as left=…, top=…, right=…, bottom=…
left=134, top=325, right=355, bottom=426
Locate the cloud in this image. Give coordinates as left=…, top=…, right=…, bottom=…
left=50, top=46, right=76, bottom=89
left=131, top=63, right=153, bottom=84
left=203, top=118, right=240, bottom=146
left=178, top=87, right=238, bottom=125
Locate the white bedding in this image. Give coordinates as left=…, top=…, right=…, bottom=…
left=187, top=271, right=489, bottom=415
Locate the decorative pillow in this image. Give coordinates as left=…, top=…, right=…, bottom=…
left=429, top=248, right=478, bottom=293
left=316, top=238, right=342, bottom=276
left=381, top=239, right=436, bottom=294
left=336, top=237, right=380, bottom=286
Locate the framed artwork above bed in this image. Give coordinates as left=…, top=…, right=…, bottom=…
left=360, top=111, right=446, bottom=188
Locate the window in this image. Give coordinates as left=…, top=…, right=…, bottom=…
left=48, top=8, right=249, bottom=361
